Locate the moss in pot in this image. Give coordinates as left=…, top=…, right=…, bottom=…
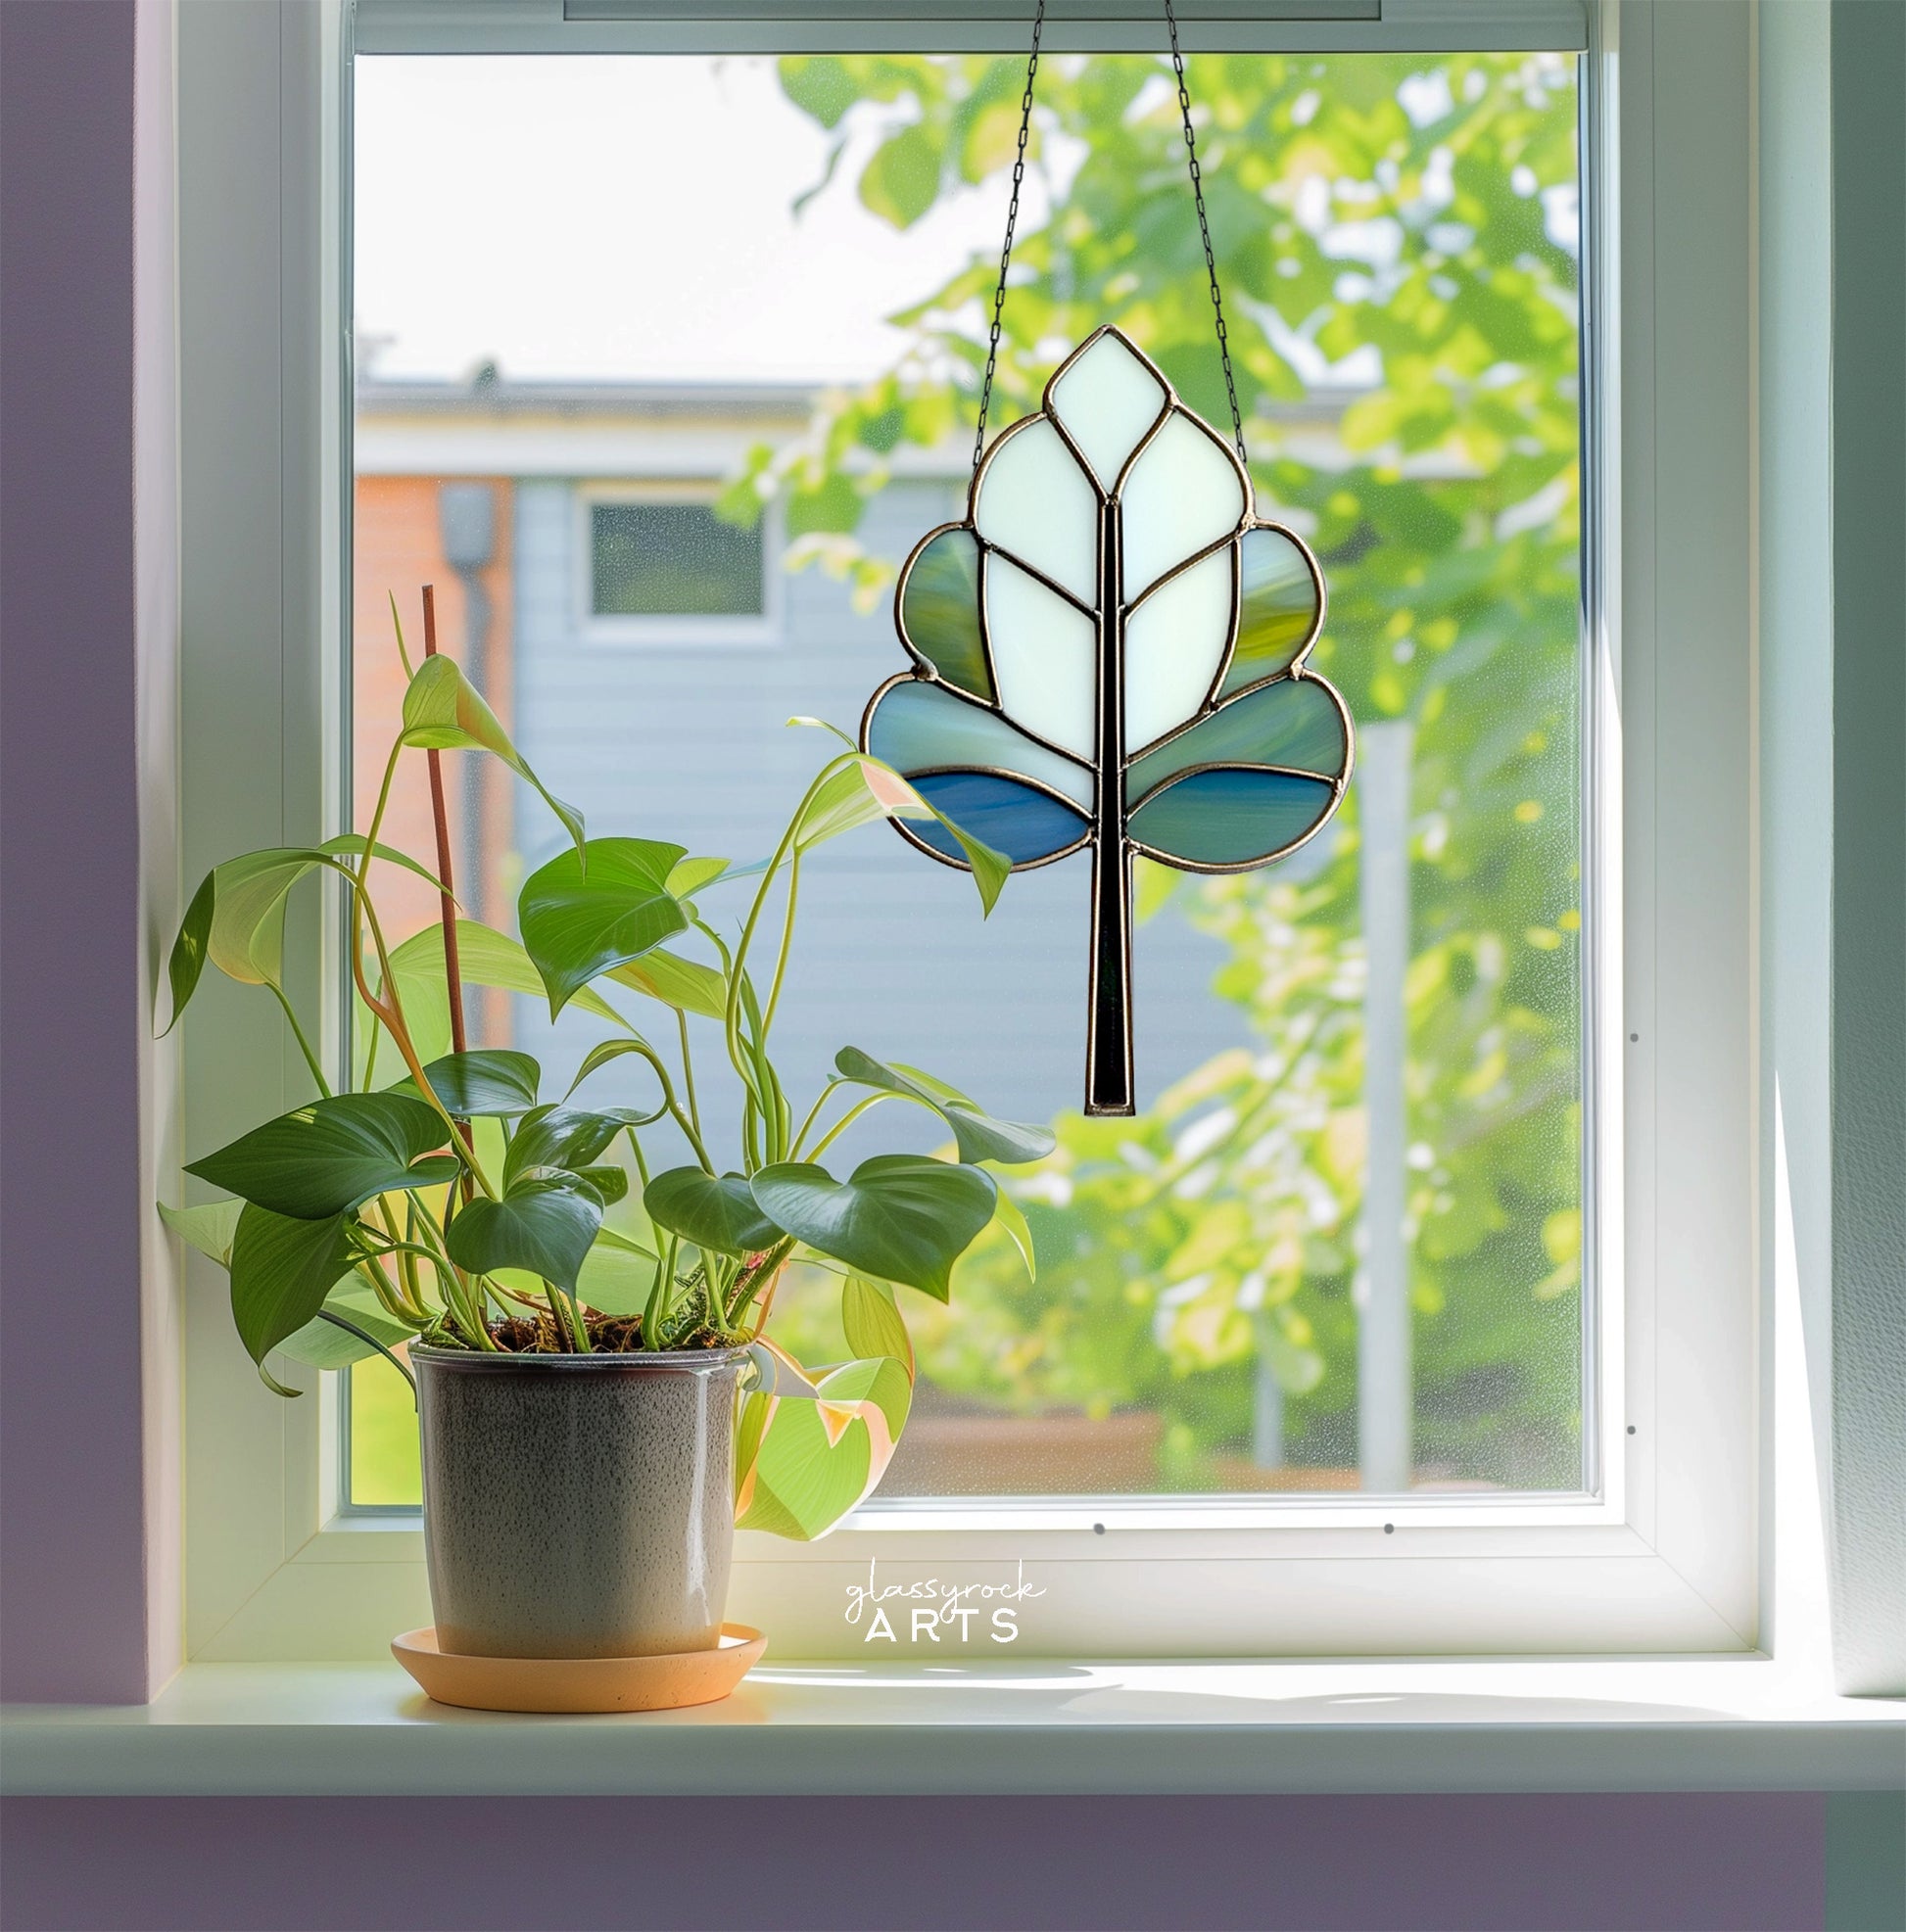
left=158, top=599, right=1050, bottom=1666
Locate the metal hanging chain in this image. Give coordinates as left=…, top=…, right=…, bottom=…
left=972, top=0, right=1047, bottom=480
left=972, top=0, right=1249, bottom=477
left=1164, top=0, right=1249, bottom=469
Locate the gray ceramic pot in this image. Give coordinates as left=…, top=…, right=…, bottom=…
left=412, top=1343, right=750, bottom=1660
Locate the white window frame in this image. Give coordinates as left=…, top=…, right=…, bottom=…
left=576, top=481, right=784, bottom=646
left=170, top=0, right=1760, bottom=1664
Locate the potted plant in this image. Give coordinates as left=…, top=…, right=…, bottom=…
left=160, top=617, right=1049, bottom=1696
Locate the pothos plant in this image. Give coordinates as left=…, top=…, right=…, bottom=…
left=159, top=627, right=1049, bottom=1540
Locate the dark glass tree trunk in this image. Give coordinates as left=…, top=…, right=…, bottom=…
left=1085, top=497, right=1134, bottom=1114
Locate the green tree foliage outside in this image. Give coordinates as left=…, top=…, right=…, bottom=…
left=736, top=50, right=1587, bottom=1490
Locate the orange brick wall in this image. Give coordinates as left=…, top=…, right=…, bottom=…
left=352, top=476, right=515, bottom=1035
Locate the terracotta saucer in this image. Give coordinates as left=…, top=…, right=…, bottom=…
left=392, top=1623, right=766, bottom=1714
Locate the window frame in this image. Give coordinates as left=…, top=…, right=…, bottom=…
left=171, top=0, right=1760, bottom=1664
left=576, top=482, right=784, bottom=645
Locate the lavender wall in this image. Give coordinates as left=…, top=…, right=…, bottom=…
left=0, top=0, right=151, bottom=1705
left=0, top=1793, right=1834, bottom=1932
left=0, top=9, right=1887, bottom=1932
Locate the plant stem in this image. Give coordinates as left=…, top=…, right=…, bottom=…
left=316, top=1310, right=417, bottom=1399
left=357, top=889, right=498, bottom=1196
left=407, top=1195, right=500, bottom=1349
left=270, top=984, right=333, bottom=1099
left=343, top=740, right=497, bottom=1196
left=724, top=758, right=851, bottom=1120
left=761, top=849, right=801, bottom=1041
left=418, top=584, right=470, bottom=1062
left=605, top=1031, right=713, bottom=1173
left=377, top=1202, right=432, bottom=1320
left=643, top=1234, right=679, bottom=1346
left=790, top=1080, right=845, bottom=1160
left=388, top=589, right=416, bottom=680
left=726, top=1236, right=796, bottom=1326
left=351, top=1255, right=415, bottom=1326
left=804, top=1092, right=893, bottom=1164
left=675, top=1009, right=701, bottom=1141
left=554, top=1285, right=591, bottom=1352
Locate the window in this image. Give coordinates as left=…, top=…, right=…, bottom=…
left=590, top=496, right=765, bottom=621
left=176, top=0, right=1762, bottom=1662
left=348, top=42, right=1590, bottom=1511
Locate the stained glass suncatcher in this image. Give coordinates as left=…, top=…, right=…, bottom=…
left=862, top=327, right=1353, bottom=1115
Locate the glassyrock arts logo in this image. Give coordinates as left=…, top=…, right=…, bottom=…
left=842, top=1559, right=1046, bottom=1646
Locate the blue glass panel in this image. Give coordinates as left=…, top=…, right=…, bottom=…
left=1125, top=675, right=1349, bottom=805
left=907, top=771, right=1089, bottom=868
left=866, top=678, right=1093, bottom=813
left=1127, top=768, right=1335, bottom=868
left=899, top=528, right=991, bottom=701
left=1220, top=525, right=1320, bottom=698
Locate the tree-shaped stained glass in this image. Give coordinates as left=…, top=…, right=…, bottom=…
left=862, top=327, right=1353, bottom=1115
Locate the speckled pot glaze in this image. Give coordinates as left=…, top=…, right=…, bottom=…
left=412, top=1344, right=749, bottom=1660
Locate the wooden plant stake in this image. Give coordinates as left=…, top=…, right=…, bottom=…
left=420, top=584, right=468, bottom=1057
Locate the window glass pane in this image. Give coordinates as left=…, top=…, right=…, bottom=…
left=347, top=1354, right=422, bottom=1508
left=351, top=48, right=1586, bottom=1502
left=591, top=500, right=764, bottom=616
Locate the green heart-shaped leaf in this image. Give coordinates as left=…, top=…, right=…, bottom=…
left=833, top=1046, right=1056, bottom=1165
left=574, top=1227, right=658, bottom=1317
left=841, top=1274, right=914, bottom=1379
left=792, top=756, right=1008, bottom=914
left=664, top=855, right=731, bottom=897
left=570, top=1163, right=630, bottom=1207
left=748, top=1154, right=996, bottom=1301
left=277, top=1282, right=418, bottom=1371
left=609, top=947, right=729, bottom=1020
left=186, top=1092, right=456, bottom=1220
left=988, top=1185, right=1038, bottom=1282
left=735, top=1354, right=913, bottom=1539
left=504, top=1105, right=655, bottom=1188
left=158, top=1198, right=245, bottom=1269
left=163, top=837, right=445, bottom=1031
left=368, top=919, right=625, bottom=1071
left=644, top=1167, right=784, bottom=1256
left=389, top=1048, right=541, bottom=1116
left=229, top=1203, right=361, bottom=1394
left=519, top=838, right=691, bottom=1018
left=401, top=653, right=586, bottom=855
left=446, top=1173, right=603, bottom=1295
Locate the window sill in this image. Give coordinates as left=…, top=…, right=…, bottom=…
left=5, top=1655, right=1899, bottom=1797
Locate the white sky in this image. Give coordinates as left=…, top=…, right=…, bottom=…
left=354, top=57, right=1024, bottom=385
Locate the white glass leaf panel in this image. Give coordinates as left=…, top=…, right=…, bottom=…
left=1123, top=546, right=1234, bottom=751
left=1047, top=331, right=1168, bottom=492
left=984, top=553, right=1097, bottom=759
left=974, top=417, right=1098, bottom=604
left=1120, top=411, right=1247, bottom=598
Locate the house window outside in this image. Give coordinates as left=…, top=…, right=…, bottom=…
left=348, top=49, right=1591, bottom=1512
left=590, top=498, right=764, bottom=619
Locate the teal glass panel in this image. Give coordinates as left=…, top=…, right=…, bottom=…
left=900, top=527, right=992, bottom=700
left=908, top=772, right=1089, bottom=867
left=1127, top=768, right=1335, bottom=868
left=865, top=678, right=1094, bottom=814
left=1220, top=525, right=1321, bottom=697
left=1125, top=676, right=1348, bottom=805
